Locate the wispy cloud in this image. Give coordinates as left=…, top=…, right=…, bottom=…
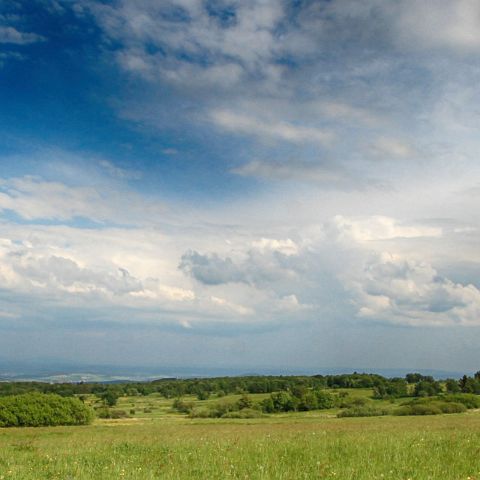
left=0, top=175, right=163, bottom=225
left=210, top=110, right=334, bottom=146
left=0, top=26, right=44, bottom=45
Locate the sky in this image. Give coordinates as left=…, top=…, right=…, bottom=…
left=0, top=0, right=480, bottom=374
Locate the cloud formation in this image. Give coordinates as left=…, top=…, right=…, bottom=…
left=353, top=253, right=480, bottom=327
left=1, top=1, right=480, bottom=369
left=211, top=110, right=333, bottom=146
left=0, top=26, right=44, bottom=45
left=0, top=175, right=163, bottom=225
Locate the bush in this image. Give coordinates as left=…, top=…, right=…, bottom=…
left=97, top=408, right=130, bottom=419
left=172, top=398, right=194, bottom=414
left=98, top=390, right=119, bottom=407
left=0, top=393, right=94, bottom=427
left=261, top=392, right=297, bottom=413
left=439, top=402, right=466, bottom=414
left=441, top=394, right=480, bottom=409
left=188, top=407, right=212, bottom=418
left=188, top=399, right=239, bottom=418
left=395, top=404, right=442, bottom=416
left=338, top=397, right=369, bottom=409
left=414, top=380, right=442, bottom=397
left=237, top=395, right=253, bottom=410
left=394, top=400, right=466, bottom=416
left=221, top=408, right=264, bottom=419
left=297, top=392, right=318, bottom=411
left=315, top=390, right=336, bottom=409
left=337, top=405, right=389, bottom=418
left=196, top=390, right=210, bottom=400
left=109, top=409, right=129, bottom=419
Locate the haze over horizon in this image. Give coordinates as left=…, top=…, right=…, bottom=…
left=1, top=0, right=480, bottom=373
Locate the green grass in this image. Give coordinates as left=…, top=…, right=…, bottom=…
left=2, top=392, right=480, bottom=479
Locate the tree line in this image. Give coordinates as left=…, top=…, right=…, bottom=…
left=2, top=371, right=480, bottom=403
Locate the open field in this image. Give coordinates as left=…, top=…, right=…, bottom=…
left=1, top=391, right=480, bottom=479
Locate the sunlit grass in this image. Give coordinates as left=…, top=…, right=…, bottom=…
left=1, top=406, right=480, bottom=479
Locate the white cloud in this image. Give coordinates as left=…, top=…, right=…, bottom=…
left=210, top=110, right=333, bottom=146
left=0, top=26, right=44, bottom=45
left=251, top=238, right=298, bottom=256
left=318, top=101, right=381, bottom=127
left=232, top=159, right=360, bottom=189
left=0, top=191, right=478, bottom=331
left=333, top=215, right=442, bottom=242
left=0, top=175, right=164, bottom=225
left=369, top=137, right=416, bottom=159
left=394, top=0, right=480, bottom=52
left=99, top=160, right=142, bottom=180
left=210, top=296, right=253, bottom=316
left=352, top=252, right=480, bottom=326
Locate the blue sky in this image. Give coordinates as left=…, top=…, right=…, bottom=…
left=1, top=0, right=480, bottom=373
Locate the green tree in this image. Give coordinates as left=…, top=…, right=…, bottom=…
left=237, top=394, right=253, bottom=410
left=99, top=390, right=119, bottom=407
left=445, top=378, right=461, bottom=393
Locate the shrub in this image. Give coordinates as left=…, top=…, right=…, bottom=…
left=0, top=393, right=94, bottom=427
left=237, top=395, right=253, bottom=410
left=188, top=399, right=239, bottom=418
left=210, top=400, right=238, bottom=417
left=337, top=405, right=389, bottom=418
left=221, top=408, right=264, bottom=419
left=196, top=390, right=210, bottom=400
left=188, top=407, right=212, bottom=418
left=95, top=408, right=111, bottom=419
left=98, top=390, right=119, bottom=407
left=439, top=402, right=466, bottom=414
left=297, top=392, right=318, bottom=411
left=394, top=400, right=466, bottom=416
left=261, top=392, right=297, bottom=413
left=97, top=409, right=130, bottom=419
left=109, top=409, right=129, bottom=419
left=315, top=390, right=335, bottom=409
left=414, top=380, right=442, bottom=397
left=172, top=398, right=194, bottom=414
left=441, top=394, right=480, bottom=409
left=339, top=397, right=369, bottom=409
left=395, top=404, right=442, bottom=416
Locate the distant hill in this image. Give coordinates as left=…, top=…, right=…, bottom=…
left=0, top=360, right=468, bottom=383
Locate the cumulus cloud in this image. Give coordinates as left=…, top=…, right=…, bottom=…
left=0, top=190, right=478, bottom=331
left=15, top=255, right=143, bottom=296
left=332, top=216, right=442, bottom=242
left=179, top=239, right=300, bottom=288
left=352, top=253, right=480, bottom=326
left=179, top=250, right=246, bottom=285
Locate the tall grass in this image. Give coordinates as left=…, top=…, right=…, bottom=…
left=1, top=414, right=480, bottom=479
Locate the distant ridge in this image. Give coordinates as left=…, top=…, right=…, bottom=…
left=0, top=360, right=468, bottom=383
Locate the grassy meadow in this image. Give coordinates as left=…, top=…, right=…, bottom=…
left=1, top=389, right=480, bottom=479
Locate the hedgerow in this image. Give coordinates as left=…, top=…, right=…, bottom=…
left=0, top=393, right=94, bottom=427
